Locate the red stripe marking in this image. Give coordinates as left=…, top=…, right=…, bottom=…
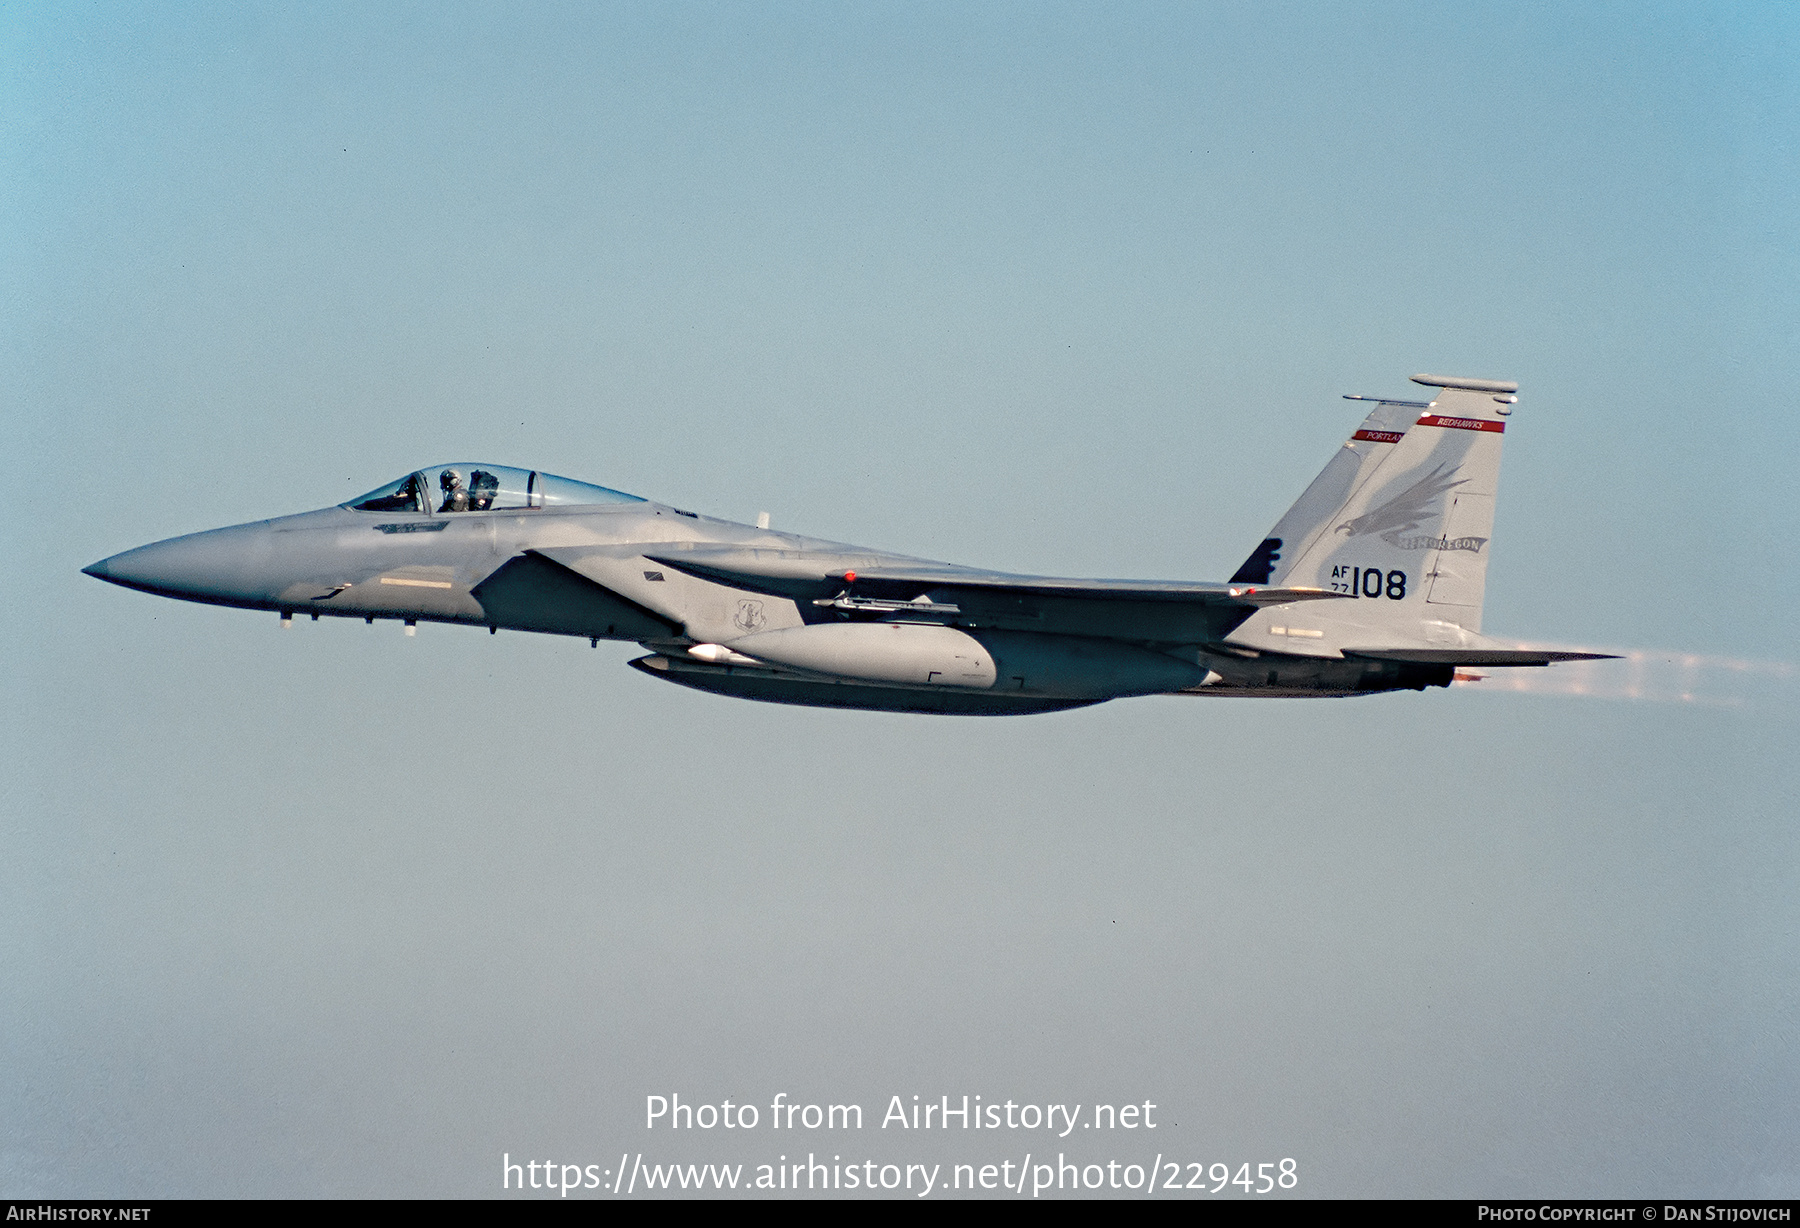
left=1416, top=415, right=1505, bottom=433
left=1351, top=429, right=1405, bottom=443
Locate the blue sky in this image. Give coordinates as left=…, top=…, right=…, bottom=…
left=5, top=1, right=1797, bottom=1197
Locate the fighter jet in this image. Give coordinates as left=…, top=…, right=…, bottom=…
left=83, top=373, right=1611, bottom=715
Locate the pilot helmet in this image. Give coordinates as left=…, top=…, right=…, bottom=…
left=439, top=469, right=464, bottom=490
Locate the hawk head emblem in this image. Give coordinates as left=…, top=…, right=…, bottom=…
left=1336, top=464, right=1466, bottom=538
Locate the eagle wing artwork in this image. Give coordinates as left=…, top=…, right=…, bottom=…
left=84, top=374, right=1614, bottom=715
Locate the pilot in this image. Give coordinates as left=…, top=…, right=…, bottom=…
left=438, top=469, right=470, bottom=513
left=470, top=470, right=499, bottom=511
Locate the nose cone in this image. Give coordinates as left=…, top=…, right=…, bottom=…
left=83, top=522, right=280, bottom=609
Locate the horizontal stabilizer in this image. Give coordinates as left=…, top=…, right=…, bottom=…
left=1342, top=647, right=1620, bottom=668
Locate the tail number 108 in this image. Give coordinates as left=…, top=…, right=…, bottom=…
left=1328, top=566, right=1406, bottom=599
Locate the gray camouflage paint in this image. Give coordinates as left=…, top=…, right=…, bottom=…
left=84, top=375, right=1607, bottom=714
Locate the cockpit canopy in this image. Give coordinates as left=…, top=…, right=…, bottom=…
left=347, top=464, right=643, bottom=514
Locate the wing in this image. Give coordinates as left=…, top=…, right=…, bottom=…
left=635, top=544, right=1347, bottom=645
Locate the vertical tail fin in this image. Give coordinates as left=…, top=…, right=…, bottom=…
left=1229, top=396, right=1424, bottom=585
left=1229, top=374, right=1518, bottom=654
